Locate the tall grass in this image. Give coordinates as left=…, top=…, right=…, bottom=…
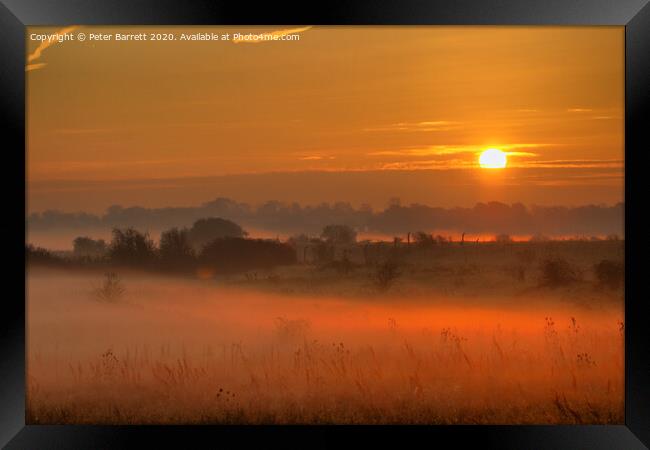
left=27, top=314, right=623, bottom=424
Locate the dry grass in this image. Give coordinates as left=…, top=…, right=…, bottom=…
left=26, top=268, right=623, bottom=425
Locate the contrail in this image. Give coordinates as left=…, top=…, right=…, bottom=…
left=26, top=25, right=77, bottom=72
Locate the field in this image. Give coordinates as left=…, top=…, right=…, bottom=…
left=26, top=240, right=624, bottom=424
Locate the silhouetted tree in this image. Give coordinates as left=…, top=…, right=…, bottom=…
left=159, top=227, right=195, bottom=271
left=373, top=259, right=401, bottom=291
left=188, top=217, right=247, bottom=250
left=72, top=236, right=107, bottom=258
left=413, top=231, right=435, bottom=248
left=26, top=244, right=61, bottom=266
left=108, top=228, right=157, bottom=267
left=434, top=235, right=449, bottom=245
left=198, top=237, right=296, bottom=274
left=321, top=224, right=357, bottom=245
left=539, top=257, right=580, bottom=287
left=594, top=260, right=624, bottom=289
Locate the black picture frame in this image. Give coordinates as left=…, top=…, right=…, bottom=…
left=2, top=1, right=649, bottom=448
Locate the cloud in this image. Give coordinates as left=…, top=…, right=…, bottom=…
left=363, top=120, right=459, bottom=132
left=26, top=25, right=78, bottom=72
left=379, top=159, right=471, bottom=170
left=521, top=159, right=623, bottom=169
left=233, top=26, right=312, bottom=44
left=26, top=63, right=47, bottom=72
left=54, top=128, right=117, bottom=135
left=567, top=108, right=593, bottom=112
left=367, top=143, right=548, bottom=158
left=298, top=155, right=335, bottom=161
left=506, top=151, right=538, bottom=157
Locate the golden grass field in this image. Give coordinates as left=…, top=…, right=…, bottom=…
left=26, top=241, right=624, bottom=424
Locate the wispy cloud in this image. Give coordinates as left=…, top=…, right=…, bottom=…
left=367, top=143, right=548, bottom=157
left=521, top=159, right=623, bottom=168
left=26, top=25, right=78, bottom=72
left=363, top=120, right=459, bottom=133
left=567, top=108, right=593, bottom=113
left=233, top=26, right=312, bottom=44
left=379, top=159, right=471, bottom=170
left=25, top=63, right=47, bottom=72
left=54, top=128, right=117, bottom=135
left=298, top=155, right=335, bottom=161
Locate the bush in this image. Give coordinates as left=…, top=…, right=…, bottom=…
left=108, top=228, right=157, bottom=267
left=373, top=260, right=401, bottom=291
left=593, top=260, right=624, bottom=289
left=73, top=237, right=107, bottom=258
left=159, top=227, right=195, bottom=271
left=26, top=244, right=62, bottom=266
left=188, top=218, right=246, bottom=250
left=539, top=257, right=580, bottom=287
left=321, top=224, right=357, bottom=245
left=93, top=273, right=125, bottom=303
left=413, top=231, right=435, bottom=248
left=199, top=237, right=296, bottom=274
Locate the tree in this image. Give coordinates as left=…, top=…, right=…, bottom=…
left=198, top=237, right=296, bottom=274
left=413, top=231, right=435, bottom=248
left=593, top=260, right=624, bottom=289
left=26, top=244, right=61, bottom=266
left=320, top=224, right=357, bottom=245
left=108, top=228, right=157, bottom=267
left=495, top=234, right=513, bottom=243
left=373, top=260, right=401, bottom=291
left=434, top=234, right=449, bottom=245
left=159, top=227, right=195, bottom=271
left=188, top=217, right=247, bottom=250
left=72, top=236, right=107, bottom=258
left=539, top=257, right=580, bottom=287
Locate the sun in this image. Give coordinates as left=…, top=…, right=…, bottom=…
left=479, top=148, right=507, bottom=169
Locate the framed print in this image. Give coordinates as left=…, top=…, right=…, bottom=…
left=1, top=0, right=649, bottom=448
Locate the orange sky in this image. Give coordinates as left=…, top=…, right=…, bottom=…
left=27, top=26, right=624, bottom=213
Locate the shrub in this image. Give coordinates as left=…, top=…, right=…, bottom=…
left=26, top=244, right=62, bottom=266
left=373, top=260, right=401, bottom=291
left=93, top=273, right=125, bottom=303
left=539, top=257, right=580, bottom=287
left=199, top=237, right=296, bottom=274
left=321, top=224, right=357, bottom=245
left=108, top=228, right=157, bottom=267
left=593, top=259, right=624, bottom=289
left=188, top=218, right=246, bottom=250
left=413, top=231, right=435, bottom=248
left=72, top=237, right=107, bottom=258
left=159, top=227, right=195, bottom=271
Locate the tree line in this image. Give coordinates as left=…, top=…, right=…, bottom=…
left=27, top=217, right=296, bottom=275
left=28, top=197, right=625, bottom=237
